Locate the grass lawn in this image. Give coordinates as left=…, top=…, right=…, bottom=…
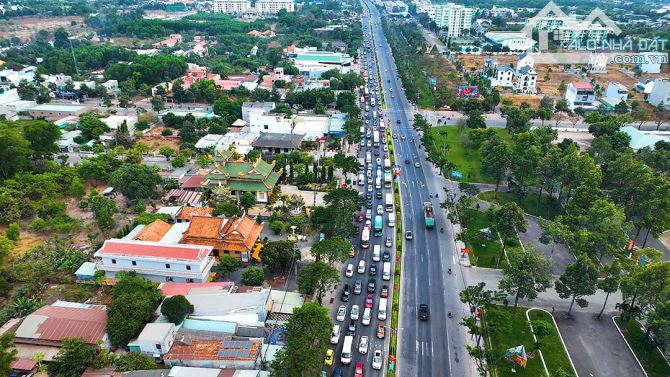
left=614, top=317, right=670, bottom=377
left=426, top=126, right=510, bottom=183
left=479, top=191, right=563, bottom=220
left=485, top=306, right=574, bottom=377
left=460, top=208, right=502, bottom=268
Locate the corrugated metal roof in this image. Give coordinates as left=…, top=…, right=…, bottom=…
left=15, top=302, right=107, bottom=345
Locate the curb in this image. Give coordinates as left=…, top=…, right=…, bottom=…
left=611, top=316, right=649, bottom=377
left=528, top=307, right=579, bottom=377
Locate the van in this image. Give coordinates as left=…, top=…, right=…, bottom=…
left=388, top=213, right=396, bottom=228
left=358, top=174, right=364, bottom=186
left=330, top=325, right=341, bottom=344
left=341, top=335, right=354, bottom=364
left=362, top=307, right=372, bottom=326
left=378, top=298, right=388, bottom=320
left=372, top=245, right=381, bottom=262
left=382, top=262, right=391, bottom=281
left=358, top=260, right=366, bottom=274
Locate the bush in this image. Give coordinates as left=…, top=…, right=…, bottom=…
left=242, top=266, right=265, bottom=286
left=161, top=128, right=173, bottom=136
left=271, top=220, right=284, bottom=235
left=6, top=223, right=19, bottom=241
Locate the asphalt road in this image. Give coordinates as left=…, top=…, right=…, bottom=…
left=362, top=2, right=475, bottom=377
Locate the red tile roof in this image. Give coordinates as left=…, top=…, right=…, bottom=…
left=177, top=207, right=214, bottom=221
left=573, top=82, right=594, bottom=90
left=179, top=216, right=263, bottom=253
left=133, top=219, right=172, bottom=242
left=160, top=281, right=233, bottom=296
left=15, top=303, right=107, bottom=346
left=96, top=239, right=213, bottom=261
left=180, top=174, right=207, bottom=189
left=11, top=359, right=37, bottom=371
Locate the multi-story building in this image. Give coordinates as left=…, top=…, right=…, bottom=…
left=605, top=82, right=628, bottom=103
left=290, top=47, right=353, bottom=78
left=94, top=239, right=216, bottom=283
left=242, top=101, right=276, bottom=123
left=484, top=32, right=535, bottom=51
left=255, top=0, right=294, bottom=15
left=515, top=65, right=537, bottom=94
left=647, top=78, right=670, bottom=110
left=565, top=82, right=597, bottom=111
left=212, top=0, right=251, bottom=14
left=533, top=16, right=614, bottom=47
left=431, top=3, right=474, bottom=38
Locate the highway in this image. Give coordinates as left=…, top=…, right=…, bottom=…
left=361, top=2, right=475, bottom=377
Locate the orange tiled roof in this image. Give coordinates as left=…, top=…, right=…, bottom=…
left=164, top=339, right=260, bottom=362
left=133, top=219, right=172, bottom=242
left=177, top=207, right=214, bottom=221
left=179, top=216, right=263, bottom=252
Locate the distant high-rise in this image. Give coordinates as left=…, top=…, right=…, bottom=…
left=212, top=0, right=251, bottom=14
left=431, top=3, right=474, bottom=38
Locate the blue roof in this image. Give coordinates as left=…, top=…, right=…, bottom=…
left=620, top=126, right=670, bottom=150
left=75, top=262, right=97, bottom=278
left=329, top=113, right=348, bottom=135
left=181, top=318, right=237, bottom=333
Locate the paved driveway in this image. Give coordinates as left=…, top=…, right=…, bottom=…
left=518, top=215, right=575, bottom=274
left=555, top=311, right=645, bottom=377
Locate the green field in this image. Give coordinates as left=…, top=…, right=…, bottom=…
left=484, top=306, right=575, bottom=377
left=614, top=317, right=670, bottom=377
left=425, top=126, right=510, bottom=183
left=460, top=208, right=502, bottom=268
left=479, top=191, right=563, bottom=220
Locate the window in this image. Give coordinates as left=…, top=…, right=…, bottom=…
left=165, top=263, right=171, bottom=269
left=264, top=125, right=269, bottom=130
left=111, top=259, right=116, bottom=264
left=166, top=277, right=173, bottom=282
left=187, top=278, right=194, bottom=283
left=186, top=265, right=191, bottom=271
left=156, top=344, right=162, bottom=350
left=132, top=261, right=137, bottom=266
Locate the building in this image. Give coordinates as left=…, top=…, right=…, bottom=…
left=0, top=88, right=36, bottom=120
left=13, top=301, right=109, bottom=361
left=255, top=0, right=294, bottom=15
left=28, top=103, right=91, bottom=119
left=637, top=52, right=665, bottom=74
left=605, top=82, right=628, bottom=103
left=154, top=34, right=183, bottom=48
left=515, top=65, right=537, bottom=94
left=134, top=323, right=177, bottom=359
left=533, top=16, right=614, bottom=47
left=565, top=82, right=597, bottom=111
left=290, top=48, right=353, bottom=78
left=248, top=111, right=293, bottom=134
left=167, top=366, right=270, bottom=377
left=484, top=32, right=535, bottom=51
left=329, top=112, right=348, bottom=137
left=205, top=150, right=281, bottom=204
left=242, top=102, right=276, bottom=123
left=0, top=66, right=37, bottom=86
left=647, top=78, right=670, bottom=110
left=163, top=333, right=262, bottom=368
left=636, top=78, right=656, bottom=94
left=195, top=134, right=225, bottom=150
left=587, top=53, right=608, bottom=73
left=58, top=130, right=82, bottom=152
left=491, top=65, right=514, bottom=88
left=179, top=215, right=264, bottom=261
left=620, top=126, right=670, bottom=150
left=252, top=132, right=304, bottom=155
left=431, top=3, right=474, bottom=38
left=385, top=1, right=409, bottom=16
left=101, top=115, right=137, bottom=132
left=94, top=239, right=216, bottom=283
left=212, top=0, right=252, bottom=14
left=292, top=114, right=330, bottom=140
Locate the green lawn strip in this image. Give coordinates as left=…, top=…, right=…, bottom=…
left=527, top=309, right=574, bottom=375
left=614, top=317, right=670, bottom=377
left=387, top=181, right=402, bottom=376
left=460, top=208, right=501, bottom=268
left=425, top=126, right=510, bottom=183
left=479, top=191, right=563, bottom=220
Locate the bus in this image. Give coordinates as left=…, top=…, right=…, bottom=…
left=374, top=215, right=383, bottom=237
left=384, top=171, right=392, bottom=188
left=385, top=193, right=394, bottom=212
left=361, top=226, right=371, bottom=249
left=373, top=132, right=380, bottom=147
left=341, top=335, right=354, bottom=365
left=366, top=151, right=372, bottom=164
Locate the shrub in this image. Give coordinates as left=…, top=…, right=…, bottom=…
left=242, top=266, right=265, bottom=286
left=6, top=223, right=19, bottom=241
left=271, top=220, right=284, bottom=235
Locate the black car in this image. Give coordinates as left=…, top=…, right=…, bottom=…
left=347, top=319, right=357, bottom=335
left=405, top=159, right=410, bottom=164
left=376, top=191, right=383, bottom=199
left=369, top=264, right=377, bottom=276
left=354, top=279, right=363, bottom=295
left=382, top=251, right=391, bottom=262
left=367, top=199, right=373, bottom=208
left=366, top=193, right=373, bottom=200
left=367, top=278, right=376, bottom=293
left=419, top=304, right=430, bottom=321
left=341, top=284, right=350, bottom=302
left=396, top=120, right=401, bottom=124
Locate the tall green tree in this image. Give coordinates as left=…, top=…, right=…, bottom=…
left=493, top=202, right=527, bottom=266
left=297, top=261, right=340, bottom=304
left=22, top=120, right=61, bottom=160
left=218, top=255, right=242, bottom=277
left=480, top=138, right=510, bottom=193
left=555, top=255, right=599, bottom=315
left=88, top=192, right=117, bottom=230
left=597, top=261, right=622, bottom=319
left=0, top=124, right=32, bottom=180
left=647, top=300, right=670, bottom=352
left=239, top=192, right=257, bottom=211
left=499, top=245, right=553, bottom=307
left=260, top=240, right=297, bottom=274
left=48, top=338, right=97, bottom=377
left=309, top=236, right=351, bottom=264
left=110, top=163, right=162, bottom=201
left=160, top=295, right=194, bottom=324
left=0, top=332, right=17, bottom=376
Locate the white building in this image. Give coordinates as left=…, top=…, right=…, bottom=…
left=490, top=65, right=514, bottom=88
left=484, top=32, right=535, bottom=51
left=58, top=130, right=82, bottom=152
left=242, top=101, right=276, bottom=123
left=292, top=114, right=330, bottom=141
left=94, top=239, right=216, bottom=283
left=255, top=0, right=294, bottom=15
left=515, top=65, right=537, bottom=94
left=249, top=110, right=293, bottom=134
left=647, top=78, right=670, bottom=110
left=290, top=47, right=353, bottom=78
left=635, top=78, right=656, bottom=94
left=0, top=88, right=36, bottom=120
left=101, top=115, right=137, bottom=132
left=587, top=53, right=608, bottom=73
left=0, top=66, right=37, bottom=86
left=136, top=323, right=177, bottom=358
left=605, top=82, right=628, bottom=103
left=212, top=0, right=251, bottom=14
left=565, top=82, right=597, bottom=111
left=432, top=3, right=474, bottom=37
left=637, top=52, right=665, bottom=74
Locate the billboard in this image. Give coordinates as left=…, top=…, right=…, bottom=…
left=458, top=85, right=480, bottom=98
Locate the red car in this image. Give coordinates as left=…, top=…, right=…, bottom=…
left=355, top=212, right=364, bottom=222
left=354, top=361, right=364, bottom=377
left=365, top=294, right=374, bottom=308
left=380, top=285, right=389, bottom=298
left=374, top=150, right=380, bottom=156
left=376, top=323, right=386, bottom=339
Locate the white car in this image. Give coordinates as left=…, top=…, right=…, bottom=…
left=362, top=308, right=371, bottom=326
left=350, top=305, right=360, bottom=320
left=345, top=264, right=354, bottom=278
left=358, top=260, right=366, bottom=274
left=359, top=336, right=369, bottom=355
left=377, top=205, right=383, bottom=215
left=336, top=305, right=347, bottom=322
left=372, top=349, right=383, bottom=369
left=330, top=325, right=341, bottom=344
left=383, top=145, right=388, bottom=152
left=376, top=158, right=381, bottom=164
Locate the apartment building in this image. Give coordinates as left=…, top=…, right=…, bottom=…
left=255, top=0, right=294, bottom=15
left=212, top=0, right=252, bottom=14
left=647, top=78, right=670, bottom=110
left=431, top=3, right=474, bottom=38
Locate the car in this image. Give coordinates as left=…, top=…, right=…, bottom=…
left=367, top=278, right=376, bottom=293
left=377, top=205, right=383, bottom=215
left=367, top=141, right=371, bottom=148
left=336, top=305, right=347, bottom=322
left=351, top=305, right=360, bottom=320
left=332, top=367, right=343, bottom=377
left=362, top=307, right=372, bottom=326
left=359, top=336, right=369, bottom=354
left=366, top=199, right=373, bottom=208
left=376, top=323, right=386, bottom=339
left=369, top=264, right=377, bottom=276
left=366, top=193, right=372, bottom=200
left=365, top=219, right=372, bottom=228
left=349, top=246, right=356, bottom=258
left=381, top=285, right=389, bottom=298
left=374, top=150, right=380, bottom=156
left=382, top=250, right=391, bottom=262
left=345, top=264, right=354, bottom=277
left=365, top=294, right=374, bottom=308
left=385, top=236, right=393, bottom=248
left=376, top=191, right=383, bottom=199
left=367, top=185, right=372, bottom=193
left=354, top=361, right=364, bottom=377
left=354, top=279, right=362, bottom=295
left=347, top=319, right=357, bottom=336
left=330, top=324, right=341, bottom=344
left=415, top=162, right=421, bottom=168
left=355, top=212, right=364, bottom=222
left=396, top=120, right=401, bottom=124
left=401, top=135, right=406, bottom=140
left=392, top=133, right=398, bottom=139
left=372, top=349, right=383, bottom=370
left=405, top=231, right=413, bottom=240
left=391, top=95, right=395, bottom=99
left=376, top=157, right=381, bottom=164
left=383, top=145, right=388, bottom=152
left=323, top=348, right=334, bottom=366
left=419, top=304, right=430, bottom=321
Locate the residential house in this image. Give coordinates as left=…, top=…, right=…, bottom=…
left=587, top=52, right=608, bottom=73
left=647, top=78, right=670, bottom=110
left=247, top=30, right=275, bottom=38
left=0, top=66, right=36, bottom=86
left=179, top=215, right=264, bottom=261
left=329, top=112, right=348, bottom=137
left=292, top=114, right=330, bottom=140
left=160, top=281, right=234, bottom=297
left=565, top=82, right=597, bottom=111
left=242, top=102, right=276, bottom=123
left=195, top=134, right=225, bottom=150
left=636, top=78, right=656, bottom=94
left=163, top=330, right=262, bottom=368
left=154, top=34, right=183, bottom=48
left=487, top=63, right=514, bottom=88
left=248, top=110, right=293, bottom=134
left=252, top=132, right=305, bottom=155
left=0, top=88, right=36, bottom=120
left=637, top=52, right=665, bottom=74
left=605, top=82, right=628, bottom=103
left=57, top=130, right=82, bottom=152
left=28, top=103, right=91, bottom=119
left=13, top=301, right=109, bottom=361
left=620, top=126, right=670, bottom=150
left=94, top=239, right=216, bottom=283
left=133, top=323, right=177, bottom=360
left=515, top=65, right=537, bottom=94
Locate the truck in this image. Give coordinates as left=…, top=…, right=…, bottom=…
left=423, top=202, right=435, bottom=229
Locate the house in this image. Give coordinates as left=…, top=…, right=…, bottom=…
left=489, top=65, right=514, bottom=88
left=252, top=132, right=305, bottom=155
left=637, top=52, right=665, bottom=74
left=102, top=115, right=137, bottom=132
left=195, top=134, right=225, bottom=150
left=248, top=110, right=293, bottom=134
left=565, top=82, right=596, bottom=111
left=179, top=175, right=208, bottom=192
left=329, top=112, right=348, bottom=137
left=636, top=78, right=656, bottom=94
left=94, top=239, right=216, bottom=283
left=265, top=290, right=305, bottom=326
left=164, top=189, right=204, bottom=206
left=620, top=126, right=670, bottom=150
left=57, top=130, right=82, bottom=152
left=154, top=34, right=183, bottom=48
left=167, top=366, right=270, bottom=377
left=10, top=359, right=38, bottom=376
left=247, top=30, right=275, bottom=38
left=179, top=215, right=264, bottom=261
left=242, top=102, right=276, bottom=123
left=515, top=65, right=537, bottom=94
left=647, top=78, right=670, bottom=110
left=160, top=281, right=234, bottom=297
left=13, top=301, right=109, bottom=361
left=484, top=32, right=535, bottom=51
left=587, top=52, right=608, bottom=73
left=28, top=103, right=91, bottom=119
left=605, top=82, right=628, bottom=103
left=516, top=52, right=534, bottom=71
left=163, top=331, right=262, bottom=368
left=134, top=323, right=177, bottom=359
left=0, top=88, right=36, bottom=120
left=292, top=114, right=330, bottom=140
left=176, top=206, right=213, bottom=222
left=0, top=66, right=36, bottom=86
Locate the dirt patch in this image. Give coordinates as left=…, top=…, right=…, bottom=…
left=459, top=54, right=518, bottom=72
left=0, top=16, right=94, bottom=41
left=535, top=67, right=580, bottom=97
left=140, top=126, right=182, bottom=152
left=501, top=94, right=543, bottom=107
left=11, top=233, right=48, bottom=257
